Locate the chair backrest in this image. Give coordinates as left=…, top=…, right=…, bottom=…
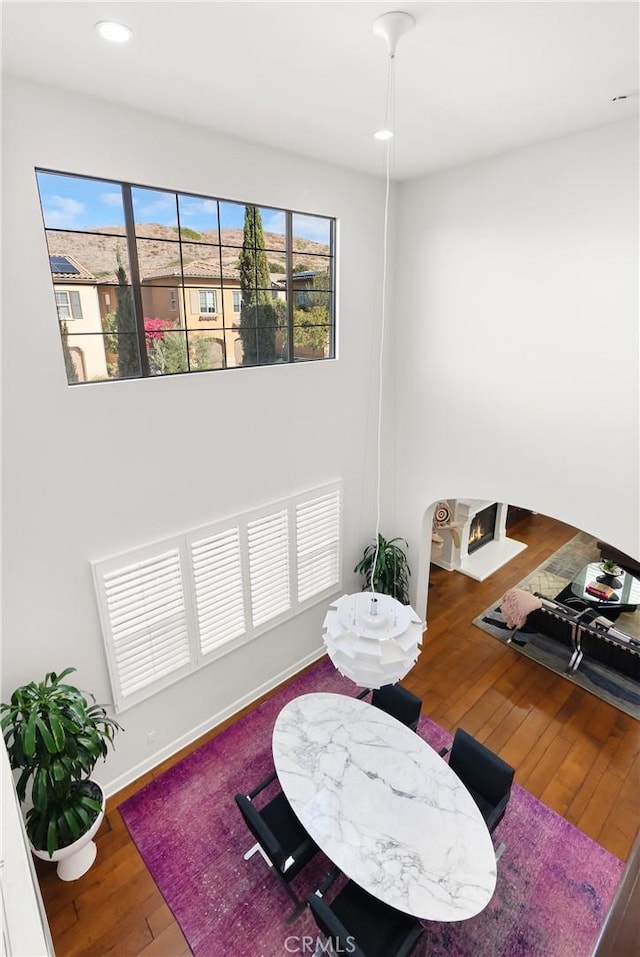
left=448, top=729, right=514, bottom=806
left=234, top=793, right=285, bottom=869
left=371, top=684, right=422, bottom=730
left=308, top=894, right=367, bottom=957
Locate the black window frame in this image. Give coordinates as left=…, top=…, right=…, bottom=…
left=36, top=168, right=336, bottom=385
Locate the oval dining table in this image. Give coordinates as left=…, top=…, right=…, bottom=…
left=272, top=691, right=497, bottom=922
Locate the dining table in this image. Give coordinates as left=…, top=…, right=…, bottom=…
left=272, top=691, right=497, bottom=921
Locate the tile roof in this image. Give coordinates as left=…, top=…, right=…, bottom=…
left=141, top=258, right=240, bottom=282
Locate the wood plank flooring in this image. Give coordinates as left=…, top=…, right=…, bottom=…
left=35, top=512, right=640, bottom=956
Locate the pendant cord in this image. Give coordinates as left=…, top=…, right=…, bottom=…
left=370, top=52, right=395, bottom=599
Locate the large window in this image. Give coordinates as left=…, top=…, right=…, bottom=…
left=35, top=170, right=336, bottom=384
left=92, top=483, right=342, bottom=711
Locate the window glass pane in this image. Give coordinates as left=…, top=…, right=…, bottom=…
left=293, top=325, right=331, bottom=361
left=268, top=256, right=286, bottom=277
left=141, top=286, right=185, bottom=329
left=132, top=187, right=179, bottom=236
left=293, top=290, right=331, bottom=320
left=136, top=237, right=182, bottom=281
left=293, top=213, right=332, bottom=248
left=37, top=171, right=126, bottom=235
left=181, top=243, right=225, bottom=280
left=45, top=231, right=131, bottom=283
left=188, top=334, right=225, bottom=371
left=102, top=285, right=142, bottom=379
left=59, top=331, right=139, bottom=383
left=258, top=206, right=285, bottom=254
left=271, top=294, right=288, bottom=335
left=218, top=201, right=247, bottom=241
left=277, top=324, right=291, bottom=363
left=219, top=246, right=242, bottom=277
left=237, top=268, right=273, bottom=297
left=237, top=304, right=284, bottom=367
left=292, top=254, right=332, bottom=282
left=178, top=194, right=219, bottom=242
left=146, top=329, right=188, bottom=376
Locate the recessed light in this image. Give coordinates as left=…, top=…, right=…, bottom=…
left=374, top=129, right=394, bottom=141
left=95, top=21, right=133, bottom=43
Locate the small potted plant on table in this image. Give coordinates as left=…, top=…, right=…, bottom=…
left=1, top=667, right=122, bottom=881
left=600, top=558, right=622, bottom=577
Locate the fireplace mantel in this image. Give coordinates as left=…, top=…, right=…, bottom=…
left=432, top=499, right=527, bottom=582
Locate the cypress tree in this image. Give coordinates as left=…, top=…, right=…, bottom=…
left=115, top=264, right=141, bottom=377
left=238, top=206, right=277, bottom=364
left=60, top=321, right=79, bottom=383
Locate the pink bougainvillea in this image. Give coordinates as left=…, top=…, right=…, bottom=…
left=143, top=317, right=173, bottom=347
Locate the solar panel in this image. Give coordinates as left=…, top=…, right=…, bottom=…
left=50, top=256, right=79, bottom=275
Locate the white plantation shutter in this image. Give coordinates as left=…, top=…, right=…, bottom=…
left=93, top=482, right=341, bottom=710
left=97, top=547, right=191, bottom=709
left=191, top=527, right=246, bottom=656
left=296, top=489, right=341, bottom=602
left=247, top=510, right=291, bottom=627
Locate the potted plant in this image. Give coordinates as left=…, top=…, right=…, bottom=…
left=354, top=533, right=411, bottom=605
left=600, top=558, right=622, bottom=577
left=1, top=667, right=122, bottom=881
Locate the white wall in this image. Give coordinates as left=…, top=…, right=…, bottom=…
left=1, top=77, right=384, bottom=791
left=391, top=119, right=639, bottom=619
left=4, top=78, right=638, bottom=792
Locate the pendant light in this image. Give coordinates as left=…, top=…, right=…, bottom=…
left=322, top=11, right=423, bottom=690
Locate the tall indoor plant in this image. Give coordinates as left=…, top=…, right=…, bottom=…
left=1, top=667, right=122, bottom=879
left=354, top=533, right=411, bottom=605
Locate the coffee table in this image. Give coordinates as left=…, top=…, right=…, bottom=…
left=272, top=692, right=497, bottom=921
left=571, top=562, right=640, bottom=611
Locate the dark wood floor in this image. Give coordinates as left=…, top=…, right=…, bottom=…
left=36, top=512, right=640, bottom=956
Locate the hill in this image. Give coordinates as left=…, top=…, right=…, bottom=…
left=45, top=224, right=329, bottom=281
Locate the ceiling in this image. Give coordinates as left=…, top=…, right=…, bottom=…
left=2, top=1, right=638, bottom=181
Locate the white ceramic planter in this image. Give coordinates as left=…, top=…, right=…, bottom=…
left=31, top=785, right=106, bottom=881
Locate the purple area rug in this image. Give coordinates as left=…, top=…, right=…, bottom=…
left=119, top=659, right=623, bottom=957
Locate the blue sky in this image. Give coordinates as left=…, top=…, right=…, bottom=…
left=36, top=171, right=331, bottom=244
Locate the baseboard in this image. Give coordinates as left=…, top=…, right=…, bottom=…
left=103, top=646, right=327, bottom=799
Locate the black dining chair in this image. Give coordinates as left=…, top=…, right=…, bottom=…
left=439, top=728, right=515, bottom=846
left=307, top=869, right=424, bottom=957
left=371, top=684, right=422, bottom=732
left=234, top=769, right=319, bottom=921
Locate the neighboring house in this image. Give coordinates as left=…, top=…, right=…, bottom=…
left=49, top=255, right=108, bottom=381
left=140, top=258, right=245, bottom=368
left=140, top=259, right=287, bottom=368
left=289, top=269, right=322, bottom=308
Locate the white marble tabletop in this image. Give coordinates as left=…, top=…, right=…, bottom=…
left=272, top=692, right=497, bottom=921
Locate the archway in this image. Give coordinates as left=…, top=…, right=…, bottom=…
left=416, top=498, right=640, bottom=636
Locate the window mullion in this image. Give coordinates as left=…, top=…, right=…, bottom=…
left=121, top=184, right=150, bottom=377
left=285, top=210, right=294, bottom=363
left=329, top=218, right=336, bottom=359
left=175, top=196, right=192, bottom=373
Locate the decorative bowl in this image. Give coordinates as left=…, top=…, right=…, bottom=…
left=599, top=562, right=622, bottom=577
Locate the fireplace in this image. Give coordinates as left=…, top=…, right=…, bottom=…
left=468, top=503, right=498, bottom=555
left=431, top=499, right=527, bottom=581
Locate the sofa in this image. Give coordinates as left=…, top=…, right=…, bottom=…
left=521, top=595, right=640, bottom=681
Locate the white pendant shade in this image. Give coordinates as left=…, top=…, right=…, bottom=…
left=323, top=592, right=423, bottom=689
